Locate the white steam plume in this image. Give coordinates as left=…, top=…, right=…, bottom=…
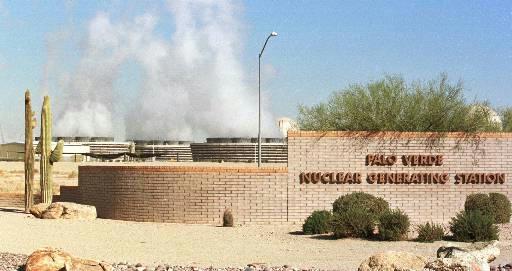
left=55, top=0, right=278, bottom=141
left=55, top=13, right=156, bottom=136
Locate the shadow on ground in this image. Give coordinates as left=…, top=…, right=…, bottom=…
left=288, top=230, right=336, bottom=240
left=0, top=207, right=24, bottom=214
left=309, top=234, right=337, bottom=240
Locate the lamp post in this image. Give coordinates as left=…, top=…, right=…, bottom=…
left=258, top=31, right=278, bottom=167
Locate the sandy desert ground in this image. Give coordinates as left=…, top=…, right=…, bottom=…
left=0, top=210, right=512, bottom=270
left=0, top=161, right=79, bottom=193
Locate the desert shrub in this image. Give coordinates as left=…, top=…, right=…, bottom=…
left=332, top=192, right=389, bottom=218
left=297, top=74, right=500, bottom=132
left=416, top=222, right=445, bottom=242
left=489, top=193, right=512, bottom=223
left=449, top=210, right=499, bottom=242
left=302, top=210, right=332, bottom=234
left=330, top=206, right=375, bottom=239
left=464, top=193, right=493, bottom=216
left=223, top=209, right=234, bottom=227
left=377, top=209, right=410, bottom=241
left=464, top=193, right=512, bottom=224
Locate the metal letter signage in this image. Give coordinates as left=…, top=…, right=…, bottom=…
left=299, top=154, right=506, bottom=185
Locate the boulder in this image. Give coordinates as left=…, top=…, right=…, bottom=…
left=25, top=247, right=73, bottom=271
left=29, top=203, right=50, bottom=218
left=25, top=247, right=112, bottom=271
left=41, top=203, right=64, bottom=219
left=30, top=202, right=97, bottom=220
left=358, top=251, right=427, bottom=271
left=57, top=202, right=97, bottom=220
left=427, top=240, right=500, bottom=271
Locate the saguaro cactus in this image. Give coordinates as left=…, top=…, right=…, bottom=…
left=24, top=90, right=36, bottom=213
left=39, top=96, right=63, bottom=204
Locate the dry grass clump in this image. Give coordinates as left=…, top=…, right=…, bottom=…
left=67, top=170, right=78, bottom=178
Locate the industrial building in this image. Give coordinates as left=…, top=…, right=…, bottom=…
left=190, top=137, right=287, bottom=163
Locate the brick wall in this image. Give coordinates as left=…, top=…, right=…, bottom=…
left=287, top=131, right=512, bottom=224
left=77, top=166, right=288, bottom=224
left=59, top=186, right=81, bottom=202
left=59, top=131, right=512, bottom=225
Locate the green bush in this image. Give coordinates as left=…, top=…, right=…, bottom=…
left=489, top=193, right=512, bottom=223
left=416, top=222, right=445, bottom=242
left=330, top=206, right=375, bottom=239
left=297, top=74, right=501, bottom=132
left=378, top=209, right=410, bottom=241
left=464, top=193, right=511, bottom=224
left=332, top=192, right=389, bottom=218
left=302, top=210, right=332, bottom=235
left=464, top=193, right=493, bottom=216
left=449, top=210, right=499, bottom=242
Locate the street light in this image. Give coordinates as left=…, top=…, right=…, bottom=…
left=258, top=31, right=278, bottom=167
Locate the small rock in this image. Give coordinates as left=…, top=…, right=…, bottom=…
left=29, top=203, right=50, bottom=218
left=358, top=251, right=427, bottom=271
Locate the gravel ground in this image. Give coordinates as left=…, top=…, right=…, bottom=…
left=1, top=209, right=512, bottom=271
left=0, top=252, right=325, bottom=271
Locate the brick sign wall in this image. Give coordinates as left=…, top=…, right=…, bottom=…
left=55, top=131, right=512, bottom=225
left=287, top=131, right=512, bottom=224
left=77, top=166, right=288, bottom=224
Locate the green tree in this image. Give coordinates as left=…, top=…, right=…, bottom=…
left=500, top=107, right=512, bottom=132
left=298, top=74, right=500, bottom=132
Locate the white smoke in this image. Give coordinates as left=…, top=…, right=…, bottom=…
left=54, top=0, right=278, bottom=141
left=54, top=12, right=154, bottom=136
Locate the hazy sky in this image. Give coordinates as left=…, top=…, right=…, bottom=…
left=0, top=0, right=511, bottom=141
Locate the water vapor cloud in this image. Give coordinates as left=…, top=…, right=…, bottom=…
left=54, top=0, right=277, bottom=141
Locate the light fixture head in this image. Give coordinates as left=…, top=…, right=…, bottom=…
left=271, top=32, right=278, bottom=36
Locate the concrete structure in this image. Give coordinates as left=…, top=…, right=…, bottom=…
left=51, top=131, right=512, bottom=225
left=132, top=140, right=193, bottom=162
left=35, top=138, right=128, bottom=162
left=191, top=137, right=287, bottom=163
left=0, top=142, right=24, bottom=161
